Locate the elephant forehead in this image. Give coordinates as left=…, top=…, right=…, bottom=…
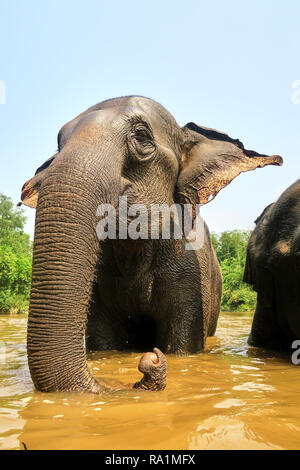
left=85, top=96, right=179, bottom=135
left=75, top=107, right=126, bottom=132
left=59, top=106, right=127, bottom=145
left=58, top=96, right=179, bottom=147
left=62, top=96, right=159, bottom=130
left=87, top=95, right=175, bottom=121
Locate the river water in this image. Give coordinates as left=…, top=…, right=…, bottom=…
left=0, top=312, right=299, bottom=450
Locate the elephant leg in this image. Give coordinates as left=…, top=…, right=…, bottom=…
left=248, top=299, right=286, bottom=350
left=153, top=245, right=217, bottom=354
left=154, top=279, right=207, bottom=355
left=207, top=315, right=218, bottom=337
left=155, top=303, right=205, bottom=355
left=207, top=256, right=222, bottom=337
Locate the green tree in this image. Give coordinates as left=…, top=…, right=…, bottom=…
left=212, top=230, right=256, bottom=312
left=0, top=194, right=32, bottom=313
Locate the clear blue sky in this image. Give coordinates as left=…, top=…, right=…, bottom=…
left=0, top=0, right=299, bottom=237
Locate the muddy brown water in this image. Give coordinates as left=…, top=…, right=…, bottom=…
left=0, top=312, right=299, bottom=450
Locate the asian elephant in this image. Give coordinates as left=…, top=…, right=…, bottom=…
left=244, top=179, right=300, bottom=350
left=20, top=96, right=283, bottom=394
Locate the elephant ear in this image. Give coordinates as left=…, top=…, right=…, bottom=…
left=18, top=155, right=56, bottom=208
left=176, top=122, right=283, bottom=212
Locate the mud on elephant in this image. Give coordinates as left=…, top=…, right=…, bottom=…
left=20, top=96, right=282, bottom=393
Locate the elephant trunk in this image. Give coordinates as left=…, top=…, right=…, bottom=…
left=28, top=138, right=123, bottom=393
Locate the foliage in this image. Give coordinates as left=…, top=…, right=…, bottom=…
left=211, top=230, right=256, bottom=312
left=0, top=194, right=32, bottom=314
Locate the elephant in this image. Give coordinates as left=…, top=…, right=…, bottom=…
left=244, top=179, right=300, bottom=350
left=20, top=95, right=283, bottom=394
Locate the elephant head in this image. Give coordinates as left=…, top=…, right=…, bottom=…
left=20, top=96, right=282, bottom=393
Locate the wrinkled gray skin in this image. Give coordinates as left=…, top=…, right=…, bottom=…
left=244, top=180, right=300, bottom=350
left=20, top=96, right=282, bottom=394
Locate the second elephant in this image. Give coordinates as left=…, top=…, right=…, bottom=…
left=244, top=179, right=300, bottom=350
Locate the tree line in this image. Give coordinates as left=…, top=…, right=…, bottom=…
left=211, top=230, right=257, bottom=311
left=0, top=194, right=32, bottom=313
left=0, top=193, right=256, bottom=314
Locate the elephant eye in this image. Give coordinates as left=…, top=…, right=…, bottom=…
left=131, top=123, right=156, bottom=156
left=134, top=126, right=152, bottom=143
left=135, top=128, right=150, bottom=141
